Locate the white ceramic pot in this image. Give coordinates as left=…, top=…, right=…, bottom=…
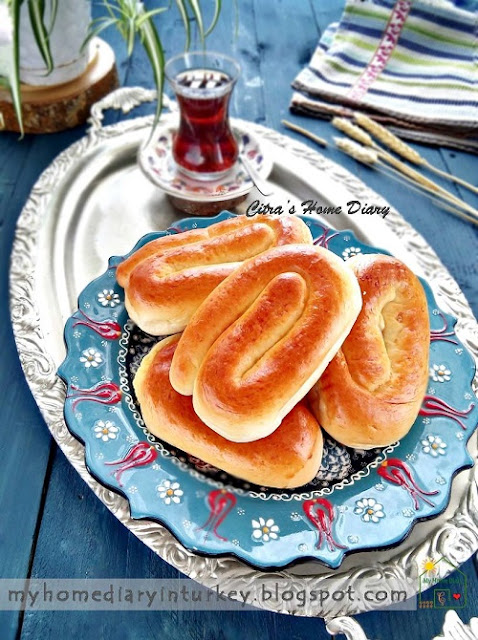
left=19, top=0, right=91, bottom=86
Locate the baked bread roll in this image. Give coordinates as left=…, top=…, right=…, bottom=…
left=116, top=215, right=312, bottom=335
left=308, top=253, right=429, bottom=449
left=170, top=244, right=362, bottom=442
left=134, top=335, right=324, bottom=488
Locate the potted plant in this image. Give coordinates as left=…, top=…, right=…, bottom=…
left=0, top=0, right=223, bottom=134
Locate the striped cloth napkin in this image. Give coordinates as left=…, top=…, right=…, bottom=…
left=291, top=0, right=478, bottom=152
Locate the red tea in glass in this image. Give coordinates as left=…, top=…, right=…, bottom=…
left=165, top=52, right=240, bottom=181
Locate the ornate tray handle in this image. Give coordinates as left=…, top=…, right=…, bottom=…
left=326, top=616, right=372, bottom=639
left=87, top=87, right=177, bottom=135
left=325, top=613, right=478, bottom=639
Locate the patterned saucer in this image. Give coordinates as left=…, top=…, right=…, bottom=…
left=58, top=212, right=478, bottom=570
left=138, top=124, right=273, bottom=202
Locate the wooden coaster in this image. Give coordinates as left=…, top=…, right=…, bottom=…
left=0, top=38, right=119, bottom=134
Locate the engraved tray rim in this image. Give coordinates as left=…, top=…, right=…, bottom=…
left=9, top=97, right=478, bottom=618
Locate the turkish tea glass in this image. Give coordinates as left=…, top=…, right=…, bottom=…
left=165, top=51, right=241, bottom=181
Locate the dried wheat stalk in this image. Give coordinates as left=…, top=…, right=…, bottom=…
left=354, top=113, right=423, bottom=163
left=332, top=117, right=374, bottom=147
left=336, top=115, right=478, bottom=213
left=375, top=166, right=478, bottom=227
left=334, top=137, right=478, bottom=226
left=354, top=113, right=478, bottom=195
left=281, top=120, right=328, bottom=147
left=333, top=137, right=378, bottom=164
left=378, top=150, right=478, bottom=217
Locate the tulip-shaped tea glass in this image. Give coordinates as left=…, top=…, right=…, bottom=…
left=165, top=51, right=241, bottom=181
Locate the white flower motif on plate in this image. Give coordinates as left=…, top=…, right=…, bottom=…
left=80, top=347, right=103, bottom=369
left=252, top=517, right=279, bottom=542
left=430, top=364, right=451, bottom=383
left=93, top=420, right=119, bottom=442
left=157, top=480, right=183, bottom=505
left=97, top=289, right=120, bottom=308
left=342, top=246, right=361, bottom=260
left=421, top=435, right=447, bottom=457
left=354, top=498, right=385, bottom=523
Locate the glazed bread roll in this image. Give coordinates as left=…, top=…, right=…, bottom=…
left=308, top=253, right=430, bottom=449
left=134, top=335, right=324, bottom=488
left=170, top=244, right=362, bottom=442
left=116, top=215, right=312, bottom=335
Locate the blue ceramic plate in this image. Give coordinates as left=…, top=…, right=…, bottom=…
left=58, top=212, right=478, bottom=569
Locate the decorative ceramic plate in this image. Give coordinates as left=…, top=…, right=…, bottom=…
left=58, top=211, right=477, bottom=570
left=138, top=124, right=273, bottom=201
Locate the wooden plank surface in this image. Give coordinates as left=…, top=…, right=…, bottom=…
left=0, top=132, right=70, bottom=640
left=0, top=1, right=476, bottom=639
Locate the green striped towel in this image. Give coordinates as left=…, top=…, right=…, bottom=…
left=291, top=0, right=478, bottom=151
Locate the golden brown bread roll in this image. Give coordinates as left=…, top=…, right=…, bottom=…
left=170, top=244, right=362, bottom=442
left=308, top=253, right=430, bottom=449
left=116, top=215, right=312, bottom=335
left=134, top=335, right=324, bottom=488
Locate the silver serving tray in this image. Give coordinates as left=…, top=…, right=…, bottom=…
left=10, top=88, right=478, bottom=627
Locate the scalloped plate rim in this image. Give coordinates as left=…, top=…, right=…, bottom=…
left=57, top=211, right=478, bottom=570
left=61, top=423, right=474, bottom=572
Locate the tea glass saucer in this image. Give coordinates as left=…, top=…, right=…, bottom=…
left=138, top=123, right=273, bottom=202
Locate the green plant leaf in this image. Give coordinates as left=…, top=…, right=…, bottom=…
left=48, top=0, right=58, bottom=33
left=102, top=0, right=118, bottom=21
left=186, top=0, right=204, bottom=45
left=81, top=16, right=118, bottom=52
left=126, top=15, right=135, bottom=56
left=27, top=0, right=54, bottom=72
left=138, top=13, right=164, bottom=135
left=135, top=7, right=169, bottom=28
left=205, top=0, right=221, bottom=37
left=174, top=0, right=191, bottom=51
left=9, top=0, right=24, bottom=136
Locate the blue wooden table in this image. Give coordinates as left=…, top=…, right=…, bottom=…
left=1, top=2, right=477, bottom=639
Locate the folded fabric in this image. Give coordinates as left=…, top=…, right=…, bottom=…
left=291, top=0, right=478, bottom=150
